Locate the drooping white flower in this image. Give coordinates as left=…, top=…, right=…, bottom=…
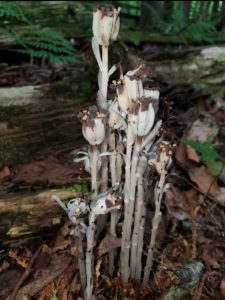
left=90, top=190, right=122, bottom=215
left=78, top=106, right=106, bottom=146
left=93, top=7, right=120, bottom=46
left=111, top=79, right=130, bottom=114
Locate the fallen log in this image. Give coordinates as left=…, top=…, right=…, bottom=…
left=0, top=80, right=94, bottom=166
left=0, top=188, right=77, bottom=247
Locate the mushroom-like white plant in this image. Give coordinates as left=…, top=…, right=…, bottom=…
left=85, top=190, right=123, bottom=299
left=52, top=195, right=89, bottom=293
left=78, top=106, right=107, bottom=198
left=143, top=141, right=174, bottom=284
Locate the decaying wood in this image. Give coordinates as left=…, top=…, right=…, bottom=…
left=0, top=80, right=94, bottom=166
left=0, top=188, right=77, bottom=246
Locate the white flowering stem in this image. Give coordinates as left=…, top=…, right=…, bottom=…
left=130, top=175, right=144, bottom=278
left=85, top=212, right=96, bottom=300
left=101, top=45, right=108, bottom=103
left=109, top=147, right=117, bottom=276
left=91, top=145, right=98, bottom=198
left=120, top=124, right=133, bottom=282
left=143, top=170, right=166, bottom=284
left=135, top=201, right=146, bottom=279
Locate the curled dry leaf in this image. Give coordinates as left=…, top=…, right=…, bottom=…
left=97, top=234, right=121, bottom=258
left=165, top=186, right=201, bottom=221
left=188, top=165, right=220, bottom=196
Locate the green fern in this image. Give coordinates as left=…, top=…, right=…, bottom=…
left=15, top=28, right=80, bottom=64
left=0, top=1, right=25, bottom=21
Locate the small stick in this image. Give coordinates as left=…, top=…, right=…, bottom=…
left=9, top=245, right=42, bottom=300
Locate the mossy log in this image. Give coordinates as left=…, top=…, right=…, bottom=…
left=0, top=188, right=76, bottom=247
left=0, top=80, right=94, bottom=166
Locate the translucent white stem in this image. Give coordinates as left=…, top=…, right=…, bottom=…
left=130, top=175, right=144, bottom=278
left=101, top=45, right=108, bottom=108
left=109, top=148, right=117, bottom=276
left=143, top=171, right=166, bottom=284
left=120, top=124, right=133, bottom=282
left=91, top=146, right=98, bottom=198
left=135, top=203, right=146, bottom=279
left=85, top=213, right=96, bottom=300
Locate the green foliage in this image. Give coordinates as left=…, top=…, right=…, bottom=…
left=0, top=2, right=81, bottom=64
left=66, top=183, right=89, bottom=193
left=50, top=296, right=59, bottom=300
left=182, top=140, right=219, bottom=161
left=15, top=28, right=80, bottom=64
left=0, top=1, right=25, bottom=20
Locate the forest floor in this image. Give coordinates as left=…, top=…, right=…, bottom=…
left=0, top=44, right=225, bottom=300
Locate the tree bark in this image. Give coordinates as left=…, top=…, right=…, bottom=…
left=0, top=188, right=76, bottom=247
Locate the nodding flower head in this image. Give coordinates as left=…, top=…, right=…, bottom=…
left=148, top=141, right=176, bottom=174
left=78, top=106, right=107, bottom=146
left=111, top=79, right=130, bottom=114
left=124, top=64, right=152, bottom=102
left=108, top=100, right=126, bottom=130
left=93, top=6, right=120, bottom=46
left=90, top=190, right=123, bottom=215
left=128, top=97, right=155, bottom=138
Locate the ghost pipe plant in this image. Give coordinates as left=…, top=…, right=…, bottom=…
left=143, top=141, right=174, bottom=284
left=54, top=5, right=175, bottom=299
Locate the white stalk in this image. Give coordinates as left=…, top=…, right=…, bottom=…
left=143, top=170, right=166, bottom=284
left=91, top=145, right=98, bottom=198
left=120, top=123, right=134, bottom=282
left=85, top=212, right=96, bottom=300
left=130, top=174, right=144, bottom=277
left=100, top=44, right=109, bottom=192
left=109, top=144, right=117, bottom=276
left=135, top=201, right=146, bottom=279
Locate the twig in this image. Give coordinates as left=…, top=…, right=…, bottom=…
left=9, top=245, right=42, bottom=300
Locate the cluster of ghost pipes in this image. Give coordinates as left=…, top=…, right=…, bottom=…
left=53, top=6, right=175, bottom=300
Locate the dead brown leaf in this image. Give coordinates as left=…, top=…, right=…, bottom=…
left=188, top=165, right=220, bottom=196
left=165, top=186, right=201, bottom=221
left=202, top=249, right=220, bottom=269
left=97, top=234, right=121, bottom=258
left=0, top=166, right=10, bottom=181
left=186, top=146, right=201, bottom=162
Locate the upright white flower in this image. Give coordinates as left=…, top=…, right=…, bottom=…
left=93, top=7, right=120, bottom=46
left=124, top=64, right=152, bottom=102
left=148, top=141, right=175, bottom=174
left=129, top=98, right=155, bottom=137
